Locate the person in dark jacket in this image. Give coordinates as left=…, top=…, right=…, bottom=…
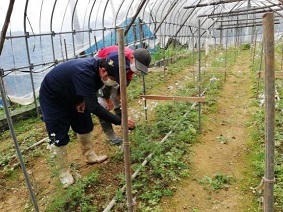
left=39, top=52, right=135, bottom=188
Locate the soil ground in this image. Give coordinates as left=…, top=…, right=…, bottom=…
left=0, top=50, right=259, bottom=211
left=161, top=52, right=258, bottom=211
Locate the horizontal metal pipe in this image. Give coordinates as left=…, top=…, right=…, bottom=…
left=184, top=0, right=246, bottom=9
left=198, top=5, right=282, bottom=18
left=216, top=22, right=280, bottom=30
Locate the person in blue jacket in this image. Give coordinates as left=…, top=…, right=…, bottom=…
left=39, top=52, right=135, bottom=188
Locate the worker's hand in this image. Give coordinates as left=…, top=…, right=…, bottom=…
left=105, top=98, right=114, bottom=111
left=127, top=117, right=135, bottom=130
left=76, top=101, right=85, bottom=113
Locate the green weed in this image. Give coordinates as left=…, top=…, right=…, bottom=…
left=198, top=173, right=236, bottom=191
left=46, top=171, right=99, bottom=212
left=249, top=42, right=283, bottom=211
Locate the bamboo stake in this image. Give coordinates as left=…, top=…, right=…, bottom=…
left=117, top=28, right=133, bottom=212
left=263, top=12, right=275, bottom=212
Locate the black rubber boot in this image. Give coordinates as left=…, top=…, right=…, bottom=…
left=99, top=119, right=123, bottom=145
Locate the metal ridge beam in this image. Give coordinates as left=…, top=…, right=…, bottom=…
left=216, top=22, right=280, bottom=30
left=216, top=18, right=280, bottom=22
left=198, top=3, right=282, bottom=18
left=218, top=21, right=280, bottom=28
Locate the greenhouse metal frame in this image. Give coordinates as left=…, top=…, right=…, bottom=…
left=1, top=0, right=283, bottom=211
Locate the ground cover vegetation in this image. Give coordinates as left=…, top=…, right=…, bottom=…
left=0, top=43, right=282, bottom=211
left=248, top=41, right=283, bottom=211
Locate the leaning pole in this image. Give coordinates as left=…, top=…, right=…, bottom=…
left=0, top=0, right=39, bottom=211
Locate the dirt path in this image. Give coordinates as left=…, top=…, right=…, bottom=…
left=161, top=53, right=257, bottom=211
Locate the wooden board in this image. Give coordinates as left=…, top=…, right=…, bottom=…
left=140, top=95, right=205, bottom=102
left=257, top=71, right=283, bottom=78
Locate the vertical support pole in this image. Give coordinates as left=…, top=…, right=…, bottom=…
left=234, top=17, right=239, bottom=60
left=139, top=20, right=148, bottom=122
left=138, top=17, right=144, bottom=48
left=263, top=12, right=275, bottom=212
left=219, top=22, right=223, bottom=47
left=94, top=35, right=98, bottom=52
left=256, top=42, right=264, bottom=97
left=133, top=24, right=137, bottom=47
left=198, top=19, right=202, bottom=132
left=88, top=29, right=92, bottom=57
left=117, top=28, right=133, bottom=212
left=163, top=36, right=166, bottom=79
left=142, top=73, right=148, bottom=121
left=64, top=39, right=68, bottom=61
left=224, top=28, right=228, bottom=82
left=214, top=37, right=216, bottom=56
left=281, top=40, right=283, bottom=71
left=192, top=33, right=195, bottom=65
left=72, top=30, right=76, bottom=57
left=252, top=27, right=258, bottom=69
left=24, top=34, right=39, bottom=115
left=187, top=36, right=191, bottom=59
left=23, top=0, right=39, bottom=116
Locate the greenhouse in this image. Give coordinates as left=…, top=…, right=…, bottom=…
left=0, top=0, right=283, bottom=211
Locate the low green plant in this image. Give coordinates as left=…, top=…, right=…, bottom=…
left=198, top=173, right=236, bottom=191
left=241, top=43, right=251, bottom=50
left=2, top=166, right=18, bottom=179
left=249, top=43, right=283, bottom=210
left=46, top=171, right=99, bottom=212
